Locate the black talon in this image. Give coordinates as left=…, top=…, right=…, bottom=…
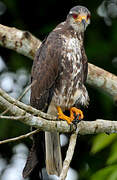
left=72, top=112, right=81, bottom=129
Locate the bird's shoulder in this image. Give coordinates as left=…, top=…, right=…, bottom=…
left=31, top=25, right=65, bottom=110
left=46, top=21, right=73, bottom=46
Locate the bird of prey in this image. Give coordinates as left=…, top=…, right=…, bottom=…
left=23, top=5, right=90, bottom=179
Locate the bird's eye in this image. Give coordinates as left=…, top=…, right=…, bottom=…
left=87, top=14, right=91, bottom=20
left=72, top=14, right=78, bottom=19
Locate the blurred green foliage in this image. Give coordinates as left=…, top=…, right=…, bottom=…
left=0, top=0, right=117, bottom=179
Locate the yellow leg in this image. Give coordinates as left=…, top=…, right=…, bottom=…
left=57, top=106, right=84, bottom=124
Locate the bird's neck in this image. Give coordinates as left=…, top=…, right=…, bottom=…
left=66, top=18, right=85, bottom=34
left=64, top=21, right=84, bottom=44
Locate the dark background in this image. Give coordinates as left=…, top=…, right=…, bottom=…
left=0, top=0, right=117, bottom=179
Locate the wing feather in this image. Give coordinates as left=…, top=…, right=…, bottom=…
left=31, top=35, right=61, bottom=112
left=81, top=46, right=88, bottom=83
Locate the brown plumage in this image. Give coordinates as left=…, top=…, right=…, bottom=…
left=23, top=5, right=90, bottom=179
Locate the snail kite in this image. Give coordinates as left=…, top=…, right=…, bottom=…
left=23, top=5, right=90, bottom=179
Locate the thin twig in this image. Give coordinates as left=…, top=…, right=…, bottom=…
left=0, top=115, right=29, bottom=120
left=1, top=80, right=36, bottom=116
left=0, top=129, right=40, bottom=145
left=59, top=132, right=78, bottom=180
left=17, top=80, right=36, bottom=101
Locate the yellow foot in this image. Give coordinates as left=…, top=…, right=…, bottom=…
left=57, top=106, right=72, bottom=124
left=70, top=107, right=84, bottom=120
left=57, top=106, right=84, bottom=124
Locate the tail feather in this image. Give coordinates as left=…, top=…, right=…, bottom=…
left=23, top=131, right=45, bottom=179
left=45, top=132, right=62, bottom=176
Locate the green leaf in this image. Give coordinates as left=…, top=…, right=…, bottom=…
left=91, top=133, right=117, bottom=154
left=108, top=170, right=117, bottom=180
left=90, top=165, right=117, bottom=180
left=107, top=141, right=117, bottom=165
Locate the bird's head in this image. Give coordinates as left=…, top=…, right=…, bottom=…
left=67, top=6, right=91, bottom=33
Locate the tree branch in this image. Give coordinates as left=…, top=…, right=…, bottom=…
left=0, top=87, right=56, bottom=120
left=0, top=92, right=117, bottom=134
left=0, top=128, right=40, bottom=145
left=0, top=84, right=117, bottom=134
left=87, top=63, right=117, bottom=100
left=0, top=24, right=117, bottom=100
left=0, top=93, right=74, bottom=133
left=0, top=24, right=41, bottom=59
left=59, top=132, right=78, bottom=180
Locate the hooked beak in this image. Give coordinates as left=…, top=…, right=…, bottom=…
left=75, top=15, right=87, bottom=28
left=81, top=19, right=87, bottom=28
